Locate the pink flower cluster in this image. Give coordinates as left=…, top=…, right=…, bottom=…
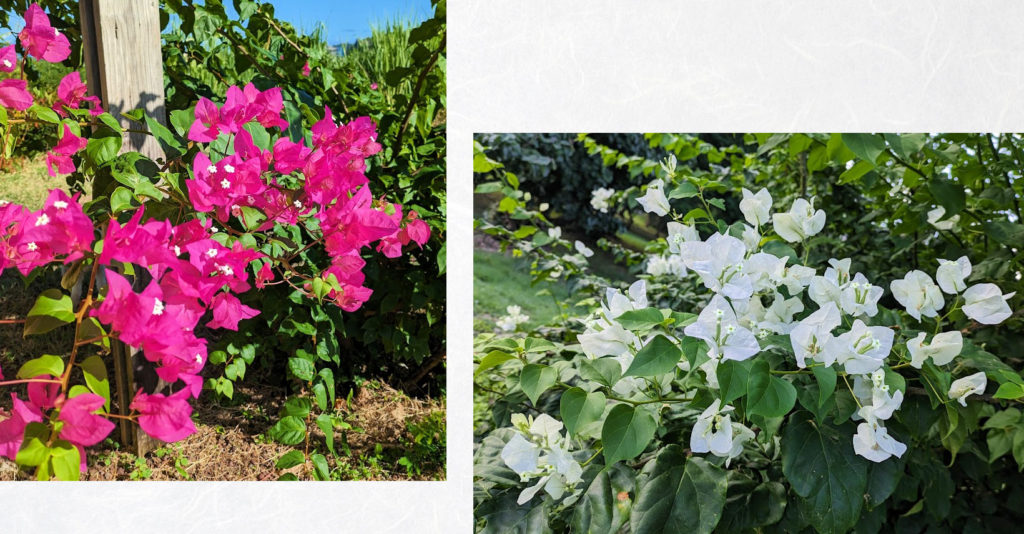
left=0, top=3, right=71, bottom=111
left=184, top=92, right=430, bottom=311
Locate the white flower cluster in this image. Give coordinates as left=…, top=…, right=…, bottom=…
left=496, top=305, right=530, bottom=332
left=597, top=186, right=1012, bottom=463
left=500, top=414, right=584, bottom=505
left=590, top=187, right=615, bottom=213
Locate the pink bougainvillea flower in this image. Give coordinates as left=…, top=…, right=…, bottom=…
left=58, top=393, right=115, bottom=447
left=301, top=61, right=311, bottom=77
left=377, top=212, right=431, bottom=259
left=97, top=205, right=176, bottom=268
left=0, top=79, right=34, bottom=111
left=247, top=84, right=288, bottom=130
left=9, top=189, right=94, bottom=273
left=0, top=45, right=16, bottom=72
left=370, top=82, right=378, bottom=90
left=19, top=3, right=71, bottom=63
left=131, top=388, right=196, bottom=442
left=45, top=124, right=89, bottom=177
left=54, top=71, right=102, bottom=116
left=187, top=97, right=222, bottom=142
left=271, top=137, right=311, bottom=174
left=207, top=291, right=259, bottom=330
left=27, top=377, right=61, bottom=410
left=0, top=394, right=44, bottom=460
left=255, top=262, right=274, bottom=289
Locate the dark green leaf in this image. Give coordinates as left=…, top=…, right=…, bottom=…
left=631, top=447, right=728, bottom=534
left=602, top=404, right=657, bottom=466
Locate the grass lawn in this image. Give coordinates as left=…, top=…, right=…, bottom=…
left=0, top=156, right=66, bottom=210
left=473, top=248, right=580, bottom=331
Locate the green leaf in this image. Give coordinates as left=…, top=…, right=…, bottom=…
left=602, top=404, right=657, bottom=465
left=747, top=372, right=797, bottom=418
left=523, top=338, right=557, bottom=353
left=110, top=186, right=134, bottom=213
left=268, top=416, right=306, bottom=445
left=281, top=397, right=312, bottom=418
left=984, top=220, right=1024, bottom=247
left=570, top=464, right=632, bottom=534
left=85, top=133, right=122, bottom=166
left=287, top=357, right=315, bottom=381
left=866, top=456, right=904, bottom=509
left=17, top=354, right=65, bottom=379
left=813, top=365, right=837, bottom=406
left=929, top=178, right=966, bottom=216
left=316, top=413, right=336, bottom=456
left=631, top=447, right=728, bottom=534
left=717, top=359, right=751, bottom=404
left=520, top=364, right=556, bottom=405
left=311, top=453, right=330, bottom=480
left=275, top=450, right=304, bottom=469
left=841, top=133, right=886, bottom=166
left=49, top=440, right=81, bottom=481
left=15, top=422, right=51, bottom=467
left=580, top=358, right=622, bottom=389
left=616, top=308, right=666, bottom=330
left=80, top=355, right=110, bottom=411
left=145, top=114, right=184, bottom=158
left=994, top=382, right=1024, bottom=400
left=559, top=388, right=606, bottom=436
left=782, top=411, right=868, bottom=534
left=625, top=335, right=682, bottom=377
left=24, top=288, right=74, bottom=336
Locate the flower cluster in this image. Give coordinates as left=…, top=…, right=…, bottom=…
left=496, top=305, right=530, bottom=332
left=500, top=413, right=583, bottom=505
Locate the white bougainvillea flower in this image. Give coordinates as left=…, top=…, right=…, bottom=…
left=578, top=318, right=639, bottom=359
left=574, top=240, right=594, bottom=258
left=601, top=280, right=648, bottom=318
left=790, top=302, right=841, bottom=368
left=853, top=421, right=907, bottom=462
left=723, top=422, right=756, bottom=467
left=962, top=283, right=1014, bottom=324
left=948, top=372, right=987, bottom=406
left=828, top=319, right=894, bottom=375
left=906, top=330, right=963, bottom=368
left=681, top=233, right=754, bottom=300
left=936, top=256, right=971, bottom=294
left=497, top=305, right=530, bottom=332
left=745, top=252, right=786, bottom=292
left=666, top=221, right=699, bottom=254
left=741, top=224, right=760, bottom=252
left=637, top=178, right=671, bottom=217
left=840, top=272, right=883, bottom=317
left=779, top=264, right=816, bottom=295
left=646, top=254, right=686, bottom=276
left=501, top=433, right=540, bottom=475
left=548, top=226, right=562, bottom=240
left=857, top=371, right=904, bottom=423
left=772, top=197, right=826, bottom=242
left=739, top=187, right=772, bottom=227
left=684, top=295, right=761, bottom=361
left=808, top=258, right=852, bottom=308
left=890, top=270, right=944, bottom=321
left=690, top=399, right=735, bottom=457
left=760, top=296, right=805, bottom=335
left=927, top=206, right=959, bottom=231
left=591, top=187, right=615, bottom=213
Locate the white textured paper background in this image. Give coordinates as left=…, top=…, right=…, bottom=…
left=5, top=1, right=1024, bottom=531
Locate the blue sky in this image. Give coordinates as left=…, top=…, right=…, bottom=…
left=227, top=0, right=434, bottom=45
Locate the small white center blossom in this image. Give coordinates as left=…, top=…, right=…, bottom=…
left=223, top=164, right=235, bottom=174
left=772, top=197, right=826, bottom=243
left=152, top=299, right=165, bottom=316
left=501, top=414, right=584, bottom=505
left=684, top=294, right=761, bottom=362
left=790, top=302, right=841, bottom=368
left=207, top=165, right=218, bottom=174
left=839, top=273, right=883, bottom=317
left=206, top=248, right=218, bottom=258
left=890, top=270, right=944, bottom=321
left=26, top=242, right=38, bottom=251
left=636, top=179, right=671, bottom=217
left=53, top=200, right=68, bottom=210
left=739, top=187, right=772, bottom=226
left=218, top=264, right=234, bottom=277
left=35, top=214, right=50, bottom=226
left=220, top=178, right=231, bottom=189
left=948, top=372, right=987, bottom=406
left=962, top=283, right=1014, bottom=325
left=935, top=256, right=971, bottom=294
left=666, top=221, right=699, bottom=254
left=293, top=200, right=303, bottom=209
left=590, top=187, right=614, bottom=213
left=1, top=60, right=10, bottom=68
left=174, top=245, right=182, bottom=256
left=195, top=354, right=203, bottom=365
left=828, top=319, right=894, bottom=375
left=906, top=331, right=962, bottom=368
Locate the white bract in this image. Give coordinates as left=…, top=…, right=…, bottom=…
left=948, top=372, right=987, bottom=407
left=574, top=240, right=594, bottom=258
left=790, top=302, right=841, bottom=368
left=739, top=188, right=772, bottom=227
left=690, top=399, right=753, bottom=465
left=637, top=179, right=671, bottom=217
left=962, top=283, right=1014, bottom=324
left=827, top=319, right=894, bottom=375
left=906, top=331, right=962, bottom=368
left=646, top=254, right=686, bottom=276
left=890, top=270, right=944, bottom=321
left=666, top=222, right=699, bottom=254
left=840, top=273, right=883, bottom=317
left=936, top=256, right=971, bottom=294
left=927, top=206, right=959, bottom=231
left=853, top=420, right=907, bottom=463
left=681, top=233, right=753, bottom=300
left=497, top=305, right=530, bottom=332
left=684, top=295, right=761, bottom=362
left=501, top=414, right=584, bottom=505
left=772, top=198, right=826, bottom=243
left=591, top=187, right=615, bottom=213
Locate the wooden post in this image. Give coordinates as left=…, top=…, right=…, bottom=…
left=79, top=0, right=167, bottom=456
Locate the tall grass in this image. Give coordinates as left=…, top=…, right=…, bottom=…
left=338, top=16, right=422, bottom=104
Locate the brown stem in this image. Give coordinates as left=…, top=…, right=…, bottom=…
left=61, top=253, right=103, bottom=392
left=0, top=319, right=26, bottom=324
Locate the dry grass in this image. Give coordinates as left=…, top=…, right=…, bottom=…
left=0, top=155, right=64, bottom=210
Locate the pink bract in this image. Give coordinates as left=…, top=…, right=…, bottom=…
left=0, top=79, right=34, bottom=111
left=0, top=45, right=16, bottom=72
left=57, top=393, right=115, bottom=447
left=131, top=389, right=196, bottom=442
left=18, top=3, right=71, bottom=63
left=54, top=71, right=102, bottom=116
left=0, top=395, right=44, bottom=460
